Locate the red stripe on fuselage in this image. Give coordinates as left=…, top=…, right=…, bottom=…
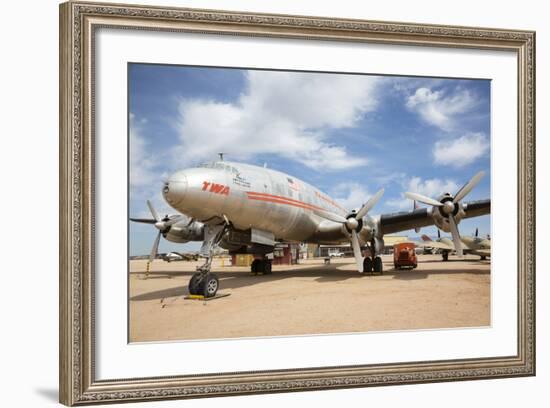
left=246, top=191, right=342, bottom=214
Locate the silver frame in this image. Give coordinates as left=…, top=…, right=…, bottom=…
left=59, top=1, right=536, bottom=405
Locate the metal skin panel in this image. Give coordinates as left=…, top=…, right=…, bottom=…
left=162, top=160, right=491, bottom=247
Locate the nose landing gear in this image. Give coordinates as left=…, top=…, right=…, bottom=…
left=188, top=224, right=225, bottom=298
left=188, top=269, right=220, bottom=298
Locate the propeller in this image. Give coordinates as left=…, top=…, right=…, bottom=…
left=315, top=188, right=384, bottom=272
left=404, top=171, right=485, bottom=257
left=131, top=200, right=184, bottom=263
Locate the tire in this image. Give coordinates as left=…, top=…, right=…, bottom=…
left=263, top=260, right=272, bottom=275
left=251, top=259, right=260, bottom=274
left=203, top=273, right=219, bottom=298
left=363, top=257, right=373, bottom=273
left=442, top=252, right=449, bottom=261
left=188, top=273, right=203, bottom=295
left=373, top=256, right=383, bottom=274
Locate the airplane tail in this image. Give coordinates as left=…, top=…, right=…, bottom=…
left=421, top=234, right=433, bottom=242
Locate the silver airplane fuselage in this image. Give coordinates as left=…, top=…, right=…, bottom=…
left=163, top=161, right=372, bottom=245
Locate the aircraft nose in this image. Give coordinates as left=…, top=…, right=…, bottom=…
left=162, top=171, right=188, bottom=207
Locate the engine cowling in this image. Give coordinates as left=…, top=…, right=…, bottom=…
left=432, top=193, right=465, bottom=233
left=164, top=221, right=204, bottom=243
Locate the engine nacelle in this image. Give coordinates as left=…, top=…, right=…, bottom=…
left=431, top=194, right=465, bottom=233
left=164, top=221, right=204, bottom=243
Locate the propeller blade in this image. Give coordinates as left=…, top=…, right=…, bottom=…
left=147, top=200, right=161, bottom=222
left=448, top=215, right=463, bottom=257
left=164, top=215, right=184, bottom=227
left=149, top=231, right=161, bottom=263
left=313, top=208, right=348, bottom=224
left=453, top=171, right=485, bottom=203
left=404, top=192, right=443, bottom=207
left=351, top=230, right=364, bottom=273
left=356, top=188, right=385, bottom=220
left=129, top=218, right=156, bottom=224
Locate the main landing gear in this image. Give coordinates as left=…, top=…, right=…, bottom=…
left=363, top=238, right=383, bottom=274
left=250, top=258, right=272, bottom=275
left=188, top=224, right=225, bottom=298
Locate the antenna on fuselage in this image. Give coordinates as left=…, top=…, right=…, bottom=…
left=218, top=152, right=224, bottom=161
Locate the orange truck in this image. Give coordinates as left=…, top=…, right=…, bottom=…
left=393, top=242, right=418, bottom=269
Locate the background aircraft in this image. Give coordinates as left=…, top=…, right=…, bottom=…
left=417, top=228, right=491, bottom=261
left=131, top=160, right=490, bottom=297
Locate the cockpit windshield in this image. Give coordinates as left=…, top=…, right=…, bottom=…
left=197, top=162, right=239, bottom=174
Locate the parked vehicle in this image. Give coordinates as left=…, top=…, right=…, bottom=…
left=393, top=242, right=418, bottom=269
left=329, top=251, right=345, bottom=258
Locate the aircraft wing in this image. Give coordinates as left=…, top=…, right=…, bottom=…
left=414, top=240, right=454, bottom=251
left=379, top=199, right=490, bottom=235
left=471, top=249, right=491, bottom=257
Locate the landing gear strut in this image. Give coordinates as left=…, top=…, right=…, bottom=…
left=251, top=259, right=272, bottom=275
left=188, top=224, right=226, bottom=297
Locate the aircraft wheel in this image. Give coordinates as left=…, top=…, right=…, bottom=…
left=251, top=259, right=260, bottom=275
left=373, top=256, right=383, bottom=274
left=363, top=257, right=373, bottom=273
left=263, top=260, right=272, bottom=275
left=188, top=272, right=204, bottom=295
left=203, top=273, right=219, bottom=298
left=442, top=252, right=449, bottom=261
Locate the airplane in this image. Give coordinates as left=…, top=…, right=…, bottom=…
left=161, top=252, right=184, bottom=262
left=159, top=251, right=201, bottom=262
left=417, top=228, right=491, bottom=261
left=131, top=160, right=490, bottom=297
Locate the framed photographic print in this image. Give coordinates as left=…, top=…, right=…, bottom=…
left=59, top=1, right=535, bottom=405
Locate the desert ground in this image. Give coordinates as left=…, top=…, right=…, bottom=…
left=128, top=254, right=490, bottom=342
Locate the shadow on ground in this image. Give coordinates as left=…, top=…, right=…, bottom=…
left=130, top=261, right=490, bottom=301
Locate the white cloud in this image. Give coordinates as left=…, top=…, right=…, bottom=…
left=406, top=176, right=460, bottom=198
left=385, top=176, right=460, bottom=210
left=174, top=70, right=381, bottom=170
left=384, top=197, right=412, bottom=211
left=129, top=113, right=158, bottom=188
left=405, top=87, right=478, bottom=131
left=433, top=132, right=490, bottom=167
left=331, top=182, right=373, bottom=212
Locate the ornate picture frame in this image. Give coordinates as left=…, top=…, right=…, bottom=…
left=59, top=1, right=535, bottom=405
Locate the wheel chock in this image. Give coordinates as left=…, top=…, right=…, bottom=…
left=184, top=293, right=231, bottom=301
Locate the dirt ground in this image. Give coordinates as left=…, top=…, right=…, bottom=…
left=128, top=255, right=490, bottom=342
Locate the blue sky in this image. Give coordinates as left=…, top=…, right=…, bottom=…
left=129, top=63, right=491, bottom=256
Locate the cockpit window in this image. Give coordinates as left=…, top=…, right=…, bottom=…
left=197, top=162, right=239, bottom=174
